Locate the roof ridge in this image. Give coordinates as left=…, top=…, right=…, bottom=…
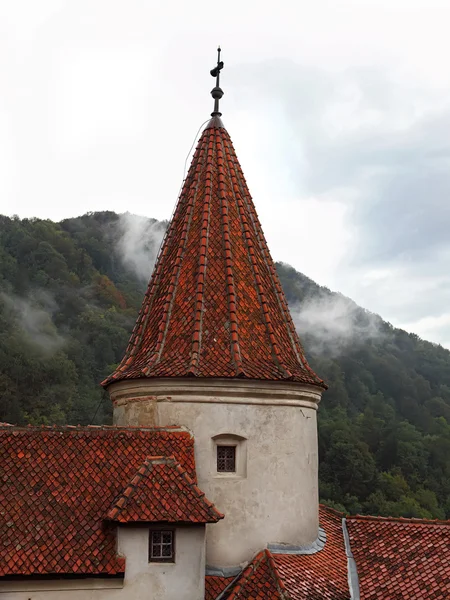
left=108, top=242, right=164, bottom=379
left=319, top=503, right=347, bottom=518
left=225, top=550, right=266, bottom=599
left=217, top=129, right=244, bottom=375
left=256, top=227, right=325, bottom=386
left=0, top=424, right=192, bottom=433
left=239, top=168, right=321, bottom=383
left=226, top=549, right=291, bottom=599
left=226, top=136, right=291, bottom=379
left=105, top=132, right=209, bottom=384
left=105, top=454, right=223, bottom=524
left=265, top=549, right=291, bottom=598
left=145, top=134, right=210, bottom=375
left=172, top=458, right=224, bottom=517
left=188, top=129, right=215, bottom=374
left=224, top=136, right=292, bottom=378
left=106, top=455, right=157, bottom=520
left=225, top=135, right=325, bottom=387
left=349, top=513, right=450, bottom=526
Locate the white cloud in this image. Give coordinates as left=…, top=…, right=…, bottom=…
left=291, top=292, right=385, bottom=357
left=116, top=213, right=166, bottom=282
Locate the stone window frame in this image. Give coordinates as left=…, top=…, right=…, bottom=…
left=148, top=527, right=176, bottom=563
left=212, top=433, right=247, bottom=479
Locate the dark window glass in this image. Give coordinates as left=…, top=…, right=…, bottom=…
left=149, top=530, right=174, bottom=562
left=217, top=445, right=236, bottom=472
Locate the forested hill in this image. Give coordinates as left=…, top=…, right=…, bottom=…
left=2, top=211, right=450, bottom=520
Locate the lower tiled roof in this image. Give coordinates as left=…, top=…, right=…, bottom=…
left=273, top=506, right=350, bottom=600
left=205, top=506, right=351, bottom=599
left=347, top=514, right=450, bottom=599
left=214, top=507, right=450, bottom=600
left=0, top=424, right=214, bottom=577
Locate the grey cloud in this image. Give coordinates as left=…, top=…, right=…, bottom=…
left=1, top=290, right=65, bottom=354
left=233, top=59, right=450, bottom=342
left=354, top=166, right=450, bottom=265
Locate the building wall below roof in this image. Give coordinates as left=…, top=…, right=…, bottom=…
left=0, top=526, right=206, bottom=600
left=110, top=378, right=321, bottom=568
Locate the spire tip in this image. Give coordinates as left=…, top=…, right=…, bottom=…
left=210, top=47, right=224, bottom=117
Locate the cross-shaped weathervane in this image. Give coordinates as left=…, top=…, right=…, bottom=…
left=210, top=47, right=224, bottom=117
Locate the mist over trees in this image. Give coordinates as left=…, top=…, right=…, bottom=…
left=2, top=211, right=450, bottom=520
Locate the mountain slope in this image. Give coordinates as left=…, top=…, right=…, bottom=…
left=1, top=211, right=450, bottom=519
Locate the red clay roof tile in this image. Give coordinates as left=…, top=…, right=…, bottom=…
left=106, top=455, right=223, bottom=524
left=226, top=549, right=288, bottom=599
left=347, top=513, right=450, bottom=599
left=206, top=506, right=350, bottom=600
left=103, top=119, right=325, bottom=388
left=205, top=575, right=236, bottom=600
left=273, top=506, right=350, bottom=600
left=0, top=425, right=217, bottom=577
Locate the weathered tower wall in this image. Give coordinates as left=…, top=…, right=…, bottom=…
left=109, top=378, right=322, bottom=568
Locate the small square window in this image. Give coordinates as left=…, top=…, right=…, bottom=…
left=149, top=529, right=175, bottom=562
left=217, top=445, right=236, bottom=472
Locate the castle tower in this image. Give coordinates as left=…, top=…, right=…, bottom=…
left=103, top=50, right=326, bottom=569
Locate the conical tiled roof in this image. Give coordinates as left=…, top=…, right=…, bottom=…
left=103, top=117, right=325, bottom=388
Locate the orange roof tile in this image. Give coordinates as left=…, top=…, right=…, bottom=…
left=106, top=455, right=223, bottom=524
left=0, top=424, right=216, bottom=577
left=103, top=117, right=325, bottom=388
left=347, top=513, right=450, bottom=599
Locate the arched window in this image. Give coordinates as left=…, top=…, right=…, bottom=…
left=212, top=434, right=247, bottom=479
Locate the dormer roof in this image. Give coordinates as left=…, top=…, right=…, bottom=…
left=106, top=455, right=223, bottom=524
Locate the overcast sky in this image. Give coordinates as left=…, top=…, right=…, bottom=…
left=2, top=0, right=450, bottom=347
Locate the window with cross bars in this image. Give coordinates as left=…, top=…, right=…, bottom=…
left=217, top=445, right=236, bottom=472
left=149, top=529, right=175, bottom=562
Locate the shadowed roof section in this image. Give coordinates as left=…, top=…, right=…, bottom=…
left=205, top=575, right=236, bottom=600
left=103, top=117, right=325, bottom=388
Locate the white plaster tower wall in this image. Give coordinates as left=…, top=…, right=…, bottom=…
left=109, top=378, right=322, bottom=568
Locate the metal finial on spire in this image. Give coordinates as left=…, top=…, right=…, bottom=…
left=210, top=46, right=224, bottom=117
